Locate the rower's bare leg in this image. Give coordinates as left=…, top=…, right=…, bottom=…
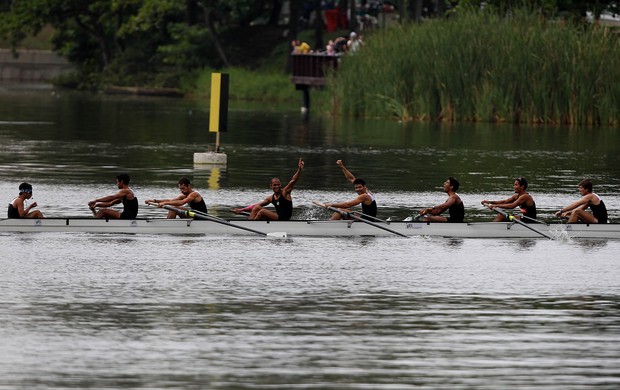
left=568, top=209, right=597, bottom=223
left=249, top=205, right=263, bottom=220
left=253, top=208, right=279, bottom=221
left=331, top=212, right=342, bottom=220
left=424, top=215, right=448, bottom=222
left=493, top=214, right=506, bottom=222
left=166, top=210, right=177, bottom=219
left=95, top=208, right=121, bottom=219
left=26, top=210, right=44, bottom=219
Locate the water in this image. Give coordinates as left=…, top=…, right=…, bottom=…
left=1, top=85, right=619, bottom=389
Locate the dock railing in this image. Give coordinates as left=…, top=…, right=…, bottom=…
left=290, top=53, right=340, bottom=88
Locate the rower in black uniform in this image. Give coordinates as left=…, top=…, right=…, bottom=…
left=419, top=177, right=465, bottom=222
left=325, top=160, right=378, bottom=220
left=233, top=158, right=304, bottom=221
left=88, top=173, right=139, bottom=219
left=145, top=177, right=208, bottom=218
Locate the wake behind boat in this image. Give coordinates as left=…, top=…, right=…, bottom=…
left=0, top=217, right=618, bottom=239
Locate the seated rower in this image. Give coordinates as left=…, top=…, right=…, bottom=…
left=145, top=177, right=207, bottom=219
left=233, top=158, right=304, bottom=221
left=325, top=160, right=377, bottom=220
left=8, top=182, right=44, bottom=219
left=556, top=179, right=608, bottom=223
left=481, top=177, right=536, bottom=222
left=419, top=177, right=464, bottom=222
left=88, top=173, right=138, bottom=219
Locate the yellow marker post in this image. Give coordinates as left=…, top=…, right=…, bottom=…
left=209, top=73, right=229, bottom=152
left=194, top=73, right=229, bottom=166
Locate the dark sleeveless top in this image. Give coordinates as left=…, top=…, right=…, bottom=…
left=271, top=194, right=293, bottom=221
left=448, top=199, right=465, bottom=223
left=361, top=194, right=377, bottom=219
left=188, top=193, right=207, bottom=214
left=7, top=200, right=20, bottom=219
left=518, top=196, right=537, bottom=223
left=120, top=195, right=139, bottom=219
left=589, top=195, right=608, bottom=223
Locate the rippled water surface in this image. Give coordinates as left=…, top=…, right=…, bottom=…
left=2, top=234, right=619, bottom=389
left=1, top=86, right=619, bottom=389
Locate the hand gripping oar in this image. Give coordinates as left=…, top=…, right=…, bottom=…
left=148, top=202, right=286, bottom=238
left=490, top=207, right=553, bottom=240
left=313, top=201, right=408, bottom=238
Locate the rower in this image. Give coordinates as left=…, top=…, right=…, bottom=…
left=7, top=182, right=44, bottom=219
left=88, top=173, right=138, bottom=219
left=325, top=160, right=377, bottom=220
left=419, top=177, right=464, bottom=222
left=232, top=158, right=304, bottom=221
left=481, top=177, right=536, bottom=223
left=145, top=177, right=207, bottom=219
left=556, top=179, right=608, bottom=223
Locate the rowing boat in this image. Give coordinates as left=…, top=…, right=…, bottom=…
left=0, top=218, right=618, bottom=239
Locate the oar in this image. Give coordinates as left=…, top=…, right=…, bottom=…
left=313, top=201, right=408, bottom=238
left=490, top=207, right=553, bottom=240
left=147, top=202, right=286, bottom=238
left=349, top=210, right=390, bottom=224
left=521, top=215, right=549, bottom=225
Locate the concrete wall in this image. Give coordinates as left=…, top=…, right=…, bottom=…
left=0, top=49, right=74, bottom=81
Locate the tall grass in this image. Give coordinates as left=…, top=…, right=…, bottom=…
left=329, top=9, right=620, bottom=126
left=191, top=67, right=298, bottom=103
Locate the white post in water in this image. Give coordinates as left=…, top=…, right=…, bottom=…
left=194, top=72, right=228, bottom=166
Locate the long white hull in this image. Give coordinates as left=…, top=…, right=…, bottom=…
left=0, top=218, right=618, bottom=239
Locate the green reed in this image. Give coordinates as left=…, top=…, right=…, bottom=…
left=329, top=9, right=620, bottom=126
left=193, top=67, right=298, bottom=103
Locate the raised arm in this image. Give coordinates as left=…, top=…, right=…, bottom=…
left=282, top=158, right=304, bottom=194
left=336, top=160, right=356, bottom=183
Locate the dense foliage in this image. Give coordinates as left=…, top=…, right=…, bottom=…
left=0, top=0, right=290, bottom=88
left=330, top=8, right=620, bottom=125
left=1, top=0, right=620, bottom=106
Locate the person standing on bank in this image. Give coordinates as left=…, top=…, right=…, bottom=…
left=325, top=160, right=377, bottom=220
left=233, top=158, right=304, bottom=221
left=481, top=177, right=536, bottom=222
left=88, top=173, right=138, bottom=219
left=145, top=177, right=207, bottom=219
left=555, top=179, right=608, bottom=223
left=8, top=182, right=44, bottom=218
left=419, top=177, right=464, bottom=222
